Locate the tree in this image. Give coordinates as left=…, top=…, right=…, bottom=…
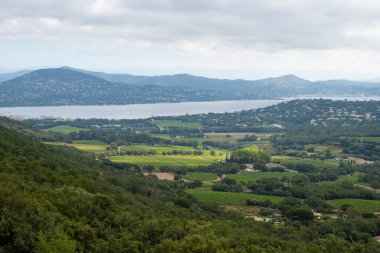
left=229, top=146, right=270, bottom=164
left=290, top=174, right=309, bottom=186
left=286, top=207, right=314, bottom=224
left=144, top=165, right=155, bottom=173
left=369, top=180, right=380, bottom=191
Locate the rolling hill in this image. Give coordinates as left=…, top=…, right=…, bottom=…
left=0, top=67, right=380, bottom=107
left=64, top=66, right=380, bottom=96
left=0, top=68, right=262, bottom=106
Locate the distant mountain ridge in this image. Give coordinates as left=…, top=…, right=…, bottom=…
left=0, top=68, right=263, bottom=106
left=0, top=69, right=32, bottom=82
left=62, top=66, right=380, bottom=96
left=0, top=66, right=379, bottom=107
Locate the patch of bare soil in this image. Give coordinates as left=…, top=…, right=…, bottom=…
left=144, top=172, right=174, bottom=180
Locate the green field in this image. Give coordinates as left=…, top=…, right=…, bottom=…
left=110, top=155, right=220, bottom=168
left=152, top=132, right=273, bottom=144
left=73, top=140, right=107, bottom=145
left=328, top=199, right=380, bottom=213
left=121, top=145, right=225, bottom=156
left=279, top=159, right=340, bottom=169
left=45, top=125, right=87, bottom=134
left=358, top=136, right=380, bottom=143
left=186, top=189, right=285, bottom=205
left=226, top=172, right=297, bottom=183
left=155, top=120, right=202, bottom=129
left=337, top=174, right=361, bottom=183
left=44, top=142, right=109, bottom=152
left=185, top=172, right=218, bottom=181
left=122, top=145, right=195, bottom=153
left=271, top=155, right=299, bottom=160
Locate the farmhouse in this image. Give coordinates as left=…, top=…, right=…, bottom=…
left=336, top=157, right=374, bottom=165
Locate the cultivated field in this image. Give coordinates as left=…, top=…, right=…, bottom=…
left=328, top=199, right=380, bottom=213
left=44, top=141, right=109, bottom=152
left=226, top=172, right=296, bottom=183
left=45, top=125, right=87, bottom=134
left=358, top=136, right=380, bottom=143
left=122, top=145, right=197, bottom=153
left=337, top=174, right=361, bottom=183
left=110, top=155, right=221, bottom=168
left=184, top=172, right=218, bottom=181
left=278, top=159, right=340, bottom=169
left=155, top=120, right=202, bottom=129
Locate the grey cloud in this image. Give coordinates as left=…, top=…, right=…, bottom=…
left=1, top=0, right=380, bottom=51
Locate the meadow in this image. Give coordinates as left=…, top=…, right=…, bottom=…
left=337, top=173, right=361, bottom=183
left=226, top=171, right=297, bottom=183
left=278, top=159, right=340, bottom=169
left=152, top=132, right=273, bottom=144
left=358, top=136, right=380, bottom=143
left=184, top=172, right=218, bottom=181
left=155, top=120, right=202, bottom=129
left=122, top=144, right=195, bottom=153
left=121, top=144, right=226, bottom=156
left=45, top=125, right=87, bottom=134
left=328, top=199, right=380, bottom=213
left=44, top=141, right=109, bottom=152
left=186, top=189, right=285, bottom=205
left=109, top=155, right=220, bottom=168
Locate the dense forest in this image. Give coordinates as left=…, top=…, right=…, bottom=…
left=3, top=99, right=380, bottom=252
left=1, top=117, right=380, bottom=252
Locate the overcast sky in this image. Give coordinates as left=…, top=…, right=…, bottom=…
left=1, top=0, right=380, bottom=80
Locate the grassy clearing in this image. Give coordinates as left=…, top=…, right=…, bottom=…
left=152, top=132, right=273, bottom=144
left=110, top=155, right=220, bottom=168
left=186, top=189, right=285, bottom=205
left=337, top=174, right=361, bottom=183
left=279, top=159, right=340, bottom=169
left=358, top=136, right=380, bottom=143
left=121, top=145, right=226, bottom=156
left=122, top=145, right=195, bottom=153
left=45, top=125, right=87, bottom=134
left=44, top=142, right=109, bottom=153
left=328, top=199, right=380, bottom=213
left=271, top=155, right=299, bottom=160
left=184, top=172, right=218, bottom=181
left=226, top=172, right=296, bottom=183
left=155, top=120, right=202, bottom=129
left=73, top=140, right=107, bottom=145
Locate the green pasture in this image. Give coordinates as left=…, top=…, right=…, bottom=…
left=122, top=145, right=195, bottom=153
left=226, top=172, right=296, bottom=183
left=155, top=120, right=202, bottom=129
left=121, top=145, right=226, bottom=156
left=337, top=174, right=361, bottom=183
left=328, top=199, right=380, bottom=213
left=271, top=155, right=299, bottom=160
left=45, top=125, right=87, bottom=134
left=109, top=155, right=221, bottom=168
left=358, top=136, right=380, bottom=143
left=44, top=141, right=109, bottom=153
left=279, top=159, right=340, bottom=169
left=184, top=172, right=218, bottom=181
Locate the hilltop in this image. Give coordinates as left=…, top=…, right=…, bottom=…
left=0, top=68, right=262, bottom=106
left=0, top=67, right=379, bottom=107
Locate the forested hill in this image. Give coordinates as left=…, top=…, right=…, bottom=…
left=171, top=99, right=380, bottom=131
left=67, top=66, right=380, bottom=96
left=0, top=68, right=262, bottom=106
left=1, top=67, right=380, bottom=107
left=1, top=119, right=379, bottom=252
